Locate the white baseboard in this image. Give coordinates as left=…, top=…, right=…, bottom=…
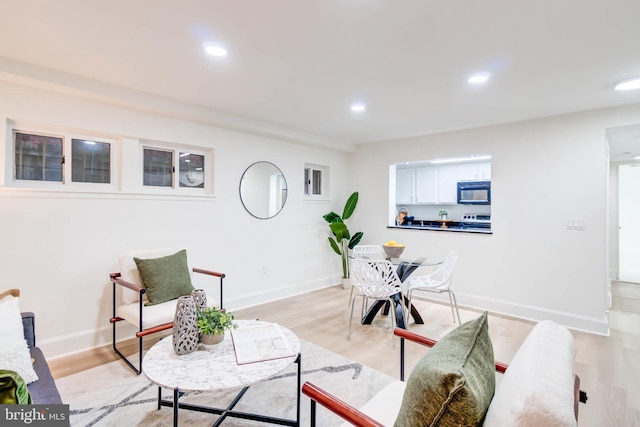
left=414, top=292, right=610, bottom=336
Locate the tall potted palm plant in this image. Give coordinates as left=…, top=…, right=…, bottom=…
left=323, top=191, right=363, bottom=286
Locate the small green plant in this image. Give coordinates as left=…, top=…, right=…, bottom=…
left=438, top=210, right=448, bottom=217
left=196, top=307, right=237, bottom=335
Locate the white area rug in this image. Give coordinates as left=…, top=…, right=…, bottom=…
left=56, top=340, right=395, bottom=426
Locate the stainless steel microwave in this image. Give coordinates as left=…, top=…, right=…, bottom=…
left=457, top=181, right=491, bottom=205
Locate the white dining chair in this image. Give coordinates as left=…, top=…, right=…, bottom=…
left=405, top=251, right=460, bottom=324
left=349, top=245, right=385, bottom=307
left=349, top=258, right=404, bottom=345
left=347, top=245, right=384, bottom=307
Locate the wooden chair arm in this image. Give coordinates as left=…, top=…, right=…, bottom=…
left=301, top=382, right=384, bottom=427
left=394, top=328, right=508, bottom=373
left=109, top=272, right=144, bottom=293
left=192, top=268, right=225, bottom=278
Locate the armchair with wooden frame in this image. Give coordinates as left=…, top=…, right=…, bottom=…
left=303, top=320, right=588, bottom=426
left=109, top=247, right=225, bottom=375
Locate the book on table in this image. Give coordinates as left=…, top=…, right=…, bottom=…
left=231, top=323, right=296, bottom=365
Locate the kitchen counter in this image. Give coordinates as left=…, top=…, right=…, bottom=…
left=388, top=221, right=492, bottom=234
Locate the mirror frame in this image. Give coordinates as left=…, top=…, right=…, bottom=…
left=239, top=161, right=288, bottom=219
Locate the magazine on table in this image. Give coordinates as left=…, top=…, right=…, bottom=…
left=231, top=323, right=296, bottom=365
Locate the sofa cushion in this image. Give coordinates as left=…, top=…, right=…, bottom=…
left=0, top=293, right=38, bottom=384
left=394, top=311, right=495, bottom=427
left=339, top=381, right=406, bottom=427
left=482, top=320, right=577, bottom=427
left=134, top=249, right=194, bottom=306
left=117, top=299, right=180, bottom=330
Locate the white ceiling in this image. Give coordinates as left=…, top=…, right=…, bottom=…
left=1, top=0, right=640, bottom=151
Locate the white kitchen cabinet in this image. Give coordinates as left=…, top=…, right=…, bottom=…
left=415, top=166, right=437, bottom=203
left=397, top=162, right=489, bottom=205
left=478, top=161, right=491, bottom=180
left=437, top=165, right=458, bottom=203
left=457, top=162, right=491, bottom=181
left=457, top=163, right=479, bottom=181
left=396, top=167, right=415, bottom=204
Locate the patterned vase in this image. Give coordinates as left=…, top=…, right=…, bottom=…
left=172, top=295, right=199, bottom=355
left=191, top=289, right=207, bottom=312
left=190, top=289, right=208, bottom=343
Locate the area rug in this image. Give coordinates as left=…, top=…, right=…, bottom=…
left=56, top=340, right=396, bottom=426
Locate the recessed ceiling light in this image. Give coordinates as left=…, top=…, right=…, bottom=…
left=614, top=77, right=640, bottom=91
left=468, top=73, right=491, bottom=84
left=351, top=104, right=366, bottom=112
left=204, top=44, right=227, bottom=57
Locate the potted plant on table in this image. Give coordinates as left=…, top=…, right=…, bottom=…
left=196, top=306, right=237, bottom=347
left=439, top=210, right=448, bottom=220
left=323, top=191, right=364, bottom=288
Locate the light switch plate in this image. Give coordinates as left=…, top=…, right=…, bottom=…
left=566, top=218, right=586, bottom=230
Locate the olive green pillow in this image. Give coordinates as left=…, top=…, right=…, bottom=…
left=0, top=369, right=33, bottom=404
left=394, top=311, right=495, bottom=427
left=134, top=250, right=194, bottom=306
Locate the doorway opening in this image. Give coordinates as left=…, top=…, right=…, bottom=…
left=607, top=124, right=640, bottom=284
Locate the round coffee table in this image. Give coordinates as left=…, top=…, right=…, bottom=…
left=143, top=319, right=301, bottom=426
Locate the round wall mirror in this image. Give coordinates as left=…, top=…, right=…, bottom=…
left=239, top=161, right=288, bottom=219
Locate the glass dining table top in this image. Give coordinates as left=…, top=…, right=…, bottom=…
left=349, top=254, right=443, bottom=281
left=383, top=256, right=443, bottom=282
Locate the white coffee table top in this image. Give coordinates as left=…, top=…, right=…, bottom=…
left=143, top=319, right=300, bottom=392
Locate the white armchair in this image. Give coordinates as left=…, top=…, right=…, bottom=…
left=110, top=247, right=225, bottom=374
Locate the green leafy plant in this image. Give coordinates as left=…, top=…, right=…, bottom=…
left=439, top=210, right=448, bottom=217
left=323, top=191, right=364, bottom=279
left=196, top=306, right=237, bottom=335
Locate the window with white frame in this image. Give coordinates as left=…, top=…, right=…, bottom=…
left=6, top=123, right=214, bottom=197
left=13, top=129, right=115, bottom=187
left=71, top=138, right=111, bottom=183
left=14, top=131, right=64, bottom=182
left=178, top=152, right=205, bottom=188
left=143, top=147, right=173, bottom=187
left=304, top=163, right=328, bottom=198
left=142, top=144, right=208, bottom=191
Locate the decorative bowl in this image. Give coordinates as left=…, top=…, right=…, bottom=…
left=383, top=245, right=405, bottom=258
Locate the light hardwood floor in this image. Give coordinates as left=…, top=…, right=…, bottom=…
left=50, top=285, right=639, bottom=426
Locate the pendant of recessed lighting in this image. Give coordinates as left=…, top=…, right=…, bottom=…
left=204, top=43, right=228, bottom=57
left=614, top=77, right=640, bottom=91
left=468, top=73, right=491, bottom=84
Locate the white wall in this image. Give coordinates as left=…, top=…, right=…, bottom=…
left=0, top=81, right=351, bottom=359
left=3, top=77, right=639, bottom=359
left=349, top=104, right=640, bottom=335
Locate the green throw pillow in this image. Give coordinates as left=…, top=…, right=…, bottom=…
left=0, top=369, right=33, bottom=404
left=394, top=311, right=495, bottom=427
left=134, top=250, right=194, bottom=306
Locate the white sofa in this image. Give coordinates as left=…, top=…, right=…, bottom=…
left=303, top=318, right=587, bottom=426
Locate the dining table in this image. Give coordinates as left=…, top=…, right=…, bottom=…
left=360, top=256, right=442, bottom=329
